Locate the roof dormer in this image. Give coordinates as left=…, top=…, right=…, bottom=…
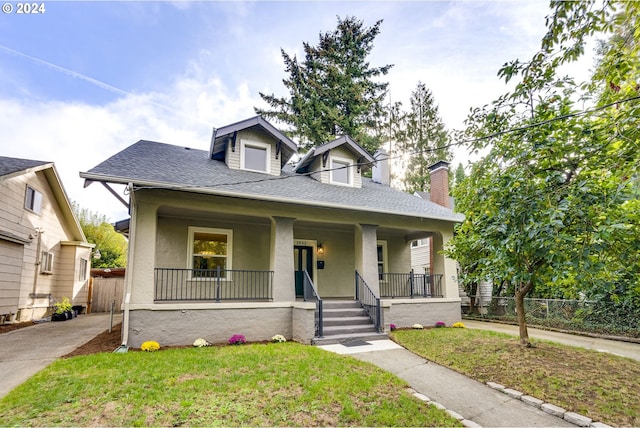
left=209, top=116, right=298, bottom=176
left=293, top=136, right=375, bottom=188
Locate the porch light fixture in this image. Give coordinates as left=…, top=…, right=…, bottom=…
left=317, top=244, right=324, bottom=255
left=93, top=249, right=101, bottom=260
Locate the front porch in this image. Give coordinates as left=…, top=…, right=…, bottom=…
left=150, top=266, right=456, bottom=345
left=123, top=190, right=461, bottom=347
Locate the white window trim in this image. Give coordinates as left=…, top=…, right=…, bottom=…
left=79, top=258, right=89, bottom=281
left=240, top=140, right=271, bottom=173
left=187, top=227, right=233, bottom=279
left=41, top=251, right=54, bottom=274
left=329, top=155, right=354, bottom=186
left=376, top=240, right=388, bottom=277
left=25, top=185, right=43, bottom=214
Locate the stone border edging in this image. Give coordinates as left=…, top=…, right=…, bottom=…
left=406, top=387, right=482, bottom=427
left=485, top=381, right=612, bottom=428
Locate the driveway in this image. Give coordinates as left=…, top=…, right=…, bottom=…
left=0, top=313, right=121, bottom=399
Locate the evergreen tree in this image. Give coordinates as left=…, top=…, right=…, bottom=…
left=453, top=163, right=466, bottom=191
left=400, top=82, right=451, bottom=193
left=255, top=16, right=392, bottom=153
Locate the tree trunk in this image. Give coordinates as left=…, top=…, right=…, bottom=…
left=515, top=280, right=534, bottom=347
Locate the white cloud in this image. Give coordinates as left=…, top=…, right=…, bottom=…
left=0, top=69, right=262, bottom=223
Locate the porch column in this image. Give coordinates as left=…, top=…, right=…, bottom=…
left=355, top=223, right=380, bottom=295
left=128, top=199, right=158, bottom=304
left=270, top=216, right=295, bottom=302
left=432, top=230, right=459, bottom=299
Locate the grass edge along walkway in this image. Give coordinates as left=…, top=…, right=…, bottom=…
left=391, top=327, right=640, bottom=427
left=0, top=341, right=462, bottom=427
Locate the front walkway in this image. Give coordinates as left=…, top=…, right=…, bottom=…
left=319, top=340, right=574, bottom=427
left=0, top=313, right=120, bottom=399
left=463, top=320, right=640, bottom=362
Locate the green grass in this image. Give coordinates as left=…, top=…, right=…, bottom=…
left=392, top=328, right=640, bottom=427
left=0, top=342, right=461, bottom=427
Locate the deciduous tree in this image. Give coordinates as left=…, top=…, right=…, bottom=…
left=447, top=1, right=639, bottom=346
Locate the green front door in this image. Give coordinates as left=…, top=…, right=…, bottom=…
left=294, top=246, right=313, bottom=297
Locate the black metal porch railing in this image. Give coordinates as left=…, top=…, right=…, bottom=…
left=355, top=271, right=383, bottom=333
left=302, top=271, right=323, bottom=337
left=154, top=267, right=273, bottom=302
left=379, top=271, right=444, bottom=298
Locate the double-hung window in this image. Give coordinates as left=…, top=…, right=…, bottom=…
left=241, top=140, right=270, bottom=173
left=330, top=157, right=352, bottom=186
left=79, top=258, right=89, bottom=281
left=25, top=185, right=43, bottom=214
left=376, top=241, right=387, bottom=279
left=188, top=227, right=232, bottom=278
left=41, top=251, right=54, bottom=274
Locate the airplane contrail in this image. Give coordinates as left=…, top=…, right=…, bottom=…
left=0, top=43, right=209, bottom=125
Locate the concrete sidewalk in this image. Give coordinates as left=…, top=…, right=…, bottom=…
left=0, top=313, right=120, bottom=399
left=464, top=320, right=640, bottom=362
left=320, top=340, right=575, bottom=427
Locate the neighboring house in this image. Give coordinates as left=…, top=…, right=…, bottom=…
left=80, top=116, right=464, bottom=347
left=0, top=157, right=93, bottom=322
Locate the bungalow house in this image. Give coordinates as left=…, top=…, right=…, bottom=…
left=0, top=157, right=93, bottom=322
left=80, top=116, right=463, bottom=347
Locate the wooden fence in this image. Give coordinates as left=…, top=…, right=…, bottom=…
left=89, top=277, right=124, bottom=313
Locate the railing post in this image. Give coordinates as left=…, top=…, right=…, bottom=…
left=215, top=266, right=221, bottom=302
left=375, top=297, right=381, bottom=332
left=318, top=299, right=323, bottom=337
left=410, top=269, right=415, bottom=298
left=355, top=271, right=360, bottom=301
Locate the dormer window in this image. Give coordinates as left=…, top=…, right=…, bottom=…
left=330, top=157, right=353, bottom=186
left=241, top=140, right=271, bottom=173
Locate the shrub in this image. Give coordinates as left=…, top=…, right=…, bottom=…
left=141, top=341, right=160, bottom=352
left=412, top=323, right=423, bottom=329
left=228, top=334, right=246, bottom=345
left=390, top=323, right=397, bottom=331
left=435, top=321, right=446, bottom=328
left=54, top=297, right=72, bottom=315
left=271, top=334, right=286, bottom=343
left=193, top=338, right=210, bottom=348
left=452, top=322, right=466, bottom=328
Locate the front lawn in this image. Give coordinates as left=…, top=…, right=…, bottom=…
left=392, top=328, right=640, bottom=427
left=0, top=342, right=460, bottom=427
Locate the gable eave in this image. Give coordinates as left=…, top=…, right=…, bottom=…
left=210, top=116, right=298, bottom=164
left=43, top=165, right=87, bottom=243
left=78, top=171, right=463, bottom=224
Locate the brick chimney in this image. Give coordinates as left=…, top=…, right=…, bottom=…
left=428, top=160, right=450, bottom=208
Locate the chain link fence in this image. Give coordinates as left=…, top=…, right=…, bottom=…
left=463, top=296, right=640, bottom=338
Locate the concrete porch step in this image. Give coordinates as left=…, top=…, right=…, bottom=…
left=323, top=308, right=366, bottom=317
left=322, top=300, right=360, bottom=309
left=322, top=324, right=377, bottom=336
left=312, top=332, right=389, bottom=346
left=323, top=316, right=372, bottom=326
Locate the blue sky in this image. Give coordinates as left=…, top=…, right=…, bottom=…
left=0, top=1, right=592, bottom=222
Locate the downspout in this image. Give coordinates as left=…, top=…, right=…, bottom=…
left=115, top=183, right=135, bottom=353
left=30, top=228, right=44, bottom=318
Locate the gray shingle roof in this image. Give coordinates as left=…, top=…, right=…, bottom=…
left=0, top=156, right=49, bottom=178
left=81, top=140, right=464, bottom=222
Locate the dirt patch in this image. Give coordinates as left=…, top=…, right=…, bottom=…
left=0, top=321, right=37, bottom=333
left=62, top=323, right=123, bottom=358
